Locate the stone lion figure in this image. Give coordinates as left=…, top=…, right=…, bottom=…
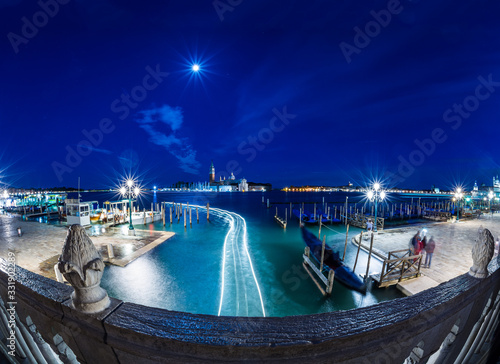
left=58, top=224, right=110, bottom=313
left=469, top=227, right=494, bottom=278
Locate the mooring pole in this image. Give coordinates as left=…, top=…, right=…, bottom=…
left=169, top=206, right=172, bottom=224
left=353, top=231, right=363, bottom=272
left=342, top=224, right=350, bottom=261
left=345, top=196, right=348, bottom=226
left=196, top=206, right=199, bottom=222
left=189, top=208, right=192, bottom=226
left=365, top=232, right=374, bottom=280
left=326, top=269, right=335, bottom=295
left=318, top=218, right=322, bottom=239
left=207, top=203, right=210, bottom=220
left=184, top=210, right=186, bottom=228
left=320, top=235, right=326, bottom=272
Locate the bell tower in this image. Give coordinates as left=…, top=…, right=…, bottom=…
left=209, top=161, right=215, bottom=183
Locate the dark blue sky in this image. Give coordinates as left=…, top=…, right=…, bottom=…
left=1, top=0, right=499, bottom=190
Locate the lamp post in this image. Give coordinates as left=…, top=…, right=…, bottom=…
left=488, top=190, right=494, bottom=215
left=367, top=182, right=386, bottom=232
left=454, top=187, right=463, bottom=221
left=119, top=180, right=140, bottom=236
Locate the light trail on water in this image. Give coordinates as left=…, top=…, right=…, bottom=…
left=168, top=203, right=265, bottom=317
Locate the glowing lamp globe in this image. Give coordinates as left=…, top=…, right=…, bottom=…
left=192, top=64, right=200, bottom=72
left=119, top=187, right=126, bottom=195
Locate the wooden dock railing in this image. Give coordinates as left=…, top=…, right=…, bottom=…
left=343, top=213, right=384, bottom=230
left=372, top=249, right=422, bottom=287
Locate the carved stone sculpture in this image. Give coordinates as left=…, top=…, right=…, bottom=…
left=469, top=227, right=494, bottom=278
left=58, top=225, right=110, bottom=313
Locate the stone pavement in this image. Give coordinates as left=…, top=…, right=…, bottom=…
left=0, top=214, right=174, bottom=279
left=354, top=214, right=500, bottom=295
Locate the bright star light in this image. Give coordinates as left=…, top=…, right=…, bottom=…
left=192, top=64, right=200, bottom=72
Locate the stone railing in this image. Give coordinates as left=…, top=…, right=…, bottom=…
left=0, top=225, right=499, bottom=363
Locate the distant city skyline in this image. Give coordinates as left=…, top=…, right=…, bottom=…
left=1, top=1, right=499, bottom=190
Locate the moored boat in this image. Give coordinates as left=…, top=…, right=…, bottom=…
left=301, top=226, right=366, bottom=293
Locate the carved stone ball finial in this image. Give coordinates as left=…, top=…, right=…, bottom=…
left=469, top=227, right=495, bottom=278
left=58, top=224, right=110, bottom=313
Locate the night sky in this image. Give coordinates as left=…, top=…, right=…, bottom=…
left=1, top=0, right=499, bottom=190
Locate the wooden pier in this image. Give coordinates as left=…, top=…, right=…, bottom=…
left=371, top=249, right=422, bottom=288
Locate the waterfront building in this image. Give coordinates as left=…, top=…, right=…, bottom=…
left=207, top=161, right=271, bottom=192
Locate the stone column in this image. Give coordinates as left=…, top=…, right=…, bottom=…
left=58, top=224, right=110, bottom=314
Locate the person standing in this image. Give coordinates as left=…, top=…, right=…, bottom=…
left=424, top=236, right=436, bottom=268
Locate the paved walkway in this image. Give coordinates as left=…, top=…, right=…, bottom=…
left=0, top=214, right=174, bottom=279
left=353, top=214, right=500, bottom=295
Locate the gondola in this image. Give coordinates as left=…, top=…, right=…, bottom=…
left=301, top=226, right=366, bottom=293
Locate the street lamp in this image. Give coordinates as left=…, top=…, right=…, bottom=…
left=119, top=179, right=140, bottom=236
left=367, top=182, right=386, bottom=232
left=488, top=190, right=494, bottom=215
left=454, top=187, right=464, bottom=221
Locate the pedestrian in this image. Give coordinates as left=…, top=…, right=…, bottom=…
left=409, top=231, right=420, bottom=255
left=424, top=236, right=436, bottom=268
left=367, top=219, right=373, bottom=232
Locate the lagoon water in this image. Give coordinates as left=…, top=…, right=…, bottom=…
left=80, top=191, right=411, bottom=317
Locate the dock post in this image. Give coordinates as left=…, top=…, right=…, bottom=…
left=299, top=208, right=302, bottom=224
left=187, top=202, right=189, bottom=210
left=162, top=205, right=165, bottom=226
left=170, top=206, right=172, bottom=224
left=180, top=203, right=183, bottom=215
left=196, top=207, right=199, bottom=222
left=267, top=199, right=270, bottom=209
left=178, top=207, right=180, bottom=222
left=326, top=269, right=335, bottom=295
left=342, top=224, right=350, bottom=261
left=207, top=203, right=210, bottom=220
left=189, top=208, right=192, bottom=226
left=184, top=210, right=186, bottom=228
left=318, top=219, right=322, bottom=239
left=320, top=235, right=326, bottom=272
left=275, top=207, right=278, bottom=217
left=322, top=196, right=325, bottom=210
left=143, top=208, right=146, bottom=225
left=313, top=203, right=316, bottom=220
left=353, top=231, right=363, bottom=272
left=365, top=232, right=374, bottom=280
left=262, top=196, right=264, bottom=204
left=107, top=243, right=115, bottom=259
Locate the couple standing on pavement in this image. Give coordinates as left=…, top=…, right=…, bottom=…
left=410, top=230, right=436, bottom=268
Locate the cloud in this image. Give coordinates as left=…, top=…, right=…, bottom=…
left=136, top=105, right=201, bottom=174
